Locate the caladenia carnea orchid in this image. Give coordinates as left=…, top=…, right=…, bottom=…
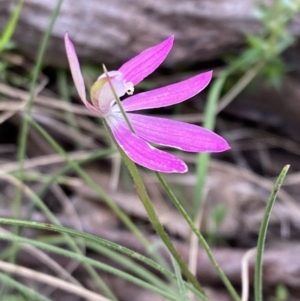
left=64, top=33, right=230, bottom=173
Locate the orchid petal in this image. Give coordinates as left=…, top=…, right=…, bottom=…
left=108, top=117, right=187, bottom=173
left=126, top=113, right=230, bottom=152
left=118, top=71, right=213, bottom=112
left=64, top=33, right=98, bottom=113
left=119, top=36, right=174, bottom=86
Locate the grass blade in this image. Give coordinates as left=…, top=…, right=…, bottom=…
left=254, top=165, right=290, bottom=301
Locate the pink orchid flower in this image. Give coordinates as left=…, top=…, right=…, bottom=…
left=64, top=33, right=230, bottom=173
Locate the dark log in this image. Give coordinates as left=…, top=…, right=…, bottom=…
left=1, top=0, right=299, bottom=67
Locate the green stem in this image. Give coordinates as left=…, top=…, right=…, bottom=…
left=156, top=172, right=241, bottom=301
left=194, top=61, right=263, bottom=219
left=14, top=0, right=63, bottom=257
left=103, top=120, right=205, bottom=295
left=101, top=68, right=204, bottom=294
left=194, top=72, right=228, bottom=218
left=254, top=165, right=290, bottom=301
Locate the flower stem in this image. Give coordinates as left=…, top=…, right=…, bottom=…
left=102, top=70, right=205, bottom=294
left=103, top=120, right=205, bottom=295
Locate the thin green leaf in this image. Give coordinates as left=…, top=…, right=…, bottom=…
left=0, top=229, right=207, bottom=301
left=170, top=255, right=191, bottom=301
left=157, top=172, right=241, bottom=301
left=0, top=0, right=23, bottom=51
left=14, top=0, right=63, bottom=261
left=254, top=165, right=290, bottom=301
left=0, top=272, right=52, bottom=301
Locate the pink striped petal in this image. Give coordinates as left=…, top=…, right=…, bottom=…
left=119, top=71, right=213, bottom=112
left=108, top=117, right=187, bottom=173
left=127, top=113, right=230, bottom=152
left=119, top=36, right=174, bottom=86
left=64, top=33, right=98, bottom=113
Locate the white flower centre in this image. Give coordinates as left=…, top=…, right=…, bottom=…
left=90, top=70, right=134, bottom=116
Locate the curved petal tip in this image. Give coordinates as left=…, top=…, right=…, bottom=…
left=64, top=33, right=99, bottom=112
left=119, top=35, right=175, bottom=86
left=108, top=118, right=188, bottom=173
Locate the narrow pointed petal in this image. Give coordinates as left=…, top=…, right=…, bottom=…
left=119, top=36, right=174, bottom=86
left=119, top=71, right=213, bottom=112
left=126, top=113, right=230, bottom=152
left=64, top=33, right=98, bottom=112
left=108, top=117, right=187, bottom=173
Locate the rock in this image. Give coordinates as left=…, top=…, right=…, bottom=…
left=2, top=0, right=299, bottom=67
